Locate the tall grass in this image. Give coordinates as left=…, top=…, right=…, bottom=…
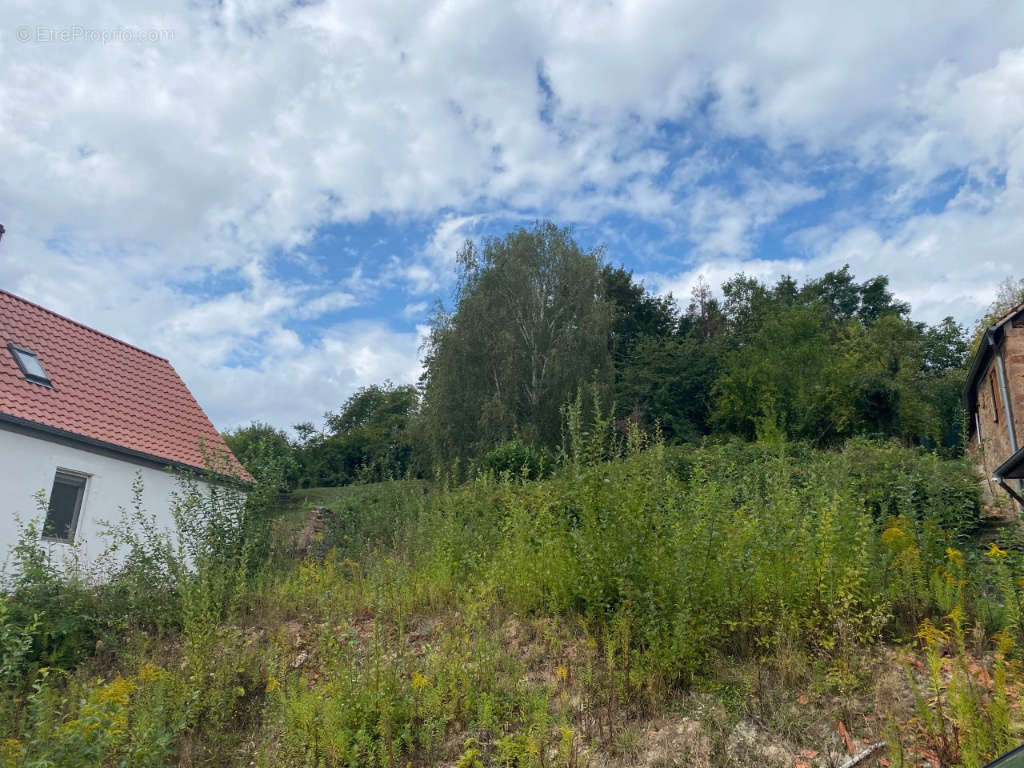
left=5, top=430, right=1022, bottom=767
left=385, top=436, right=983, bottom=688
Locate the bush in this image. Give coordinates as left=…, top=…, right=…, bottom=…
left=477, top=440, right=553, bottom=481
left=222, top=422, right=300, bottom=491
left=398, top=438, right=983, bottom=689
left=841, top=437, right=981, bottom=538
left=267, top=622, right=537, bottom=767
left=1, top=513, right=107, bottom=679
left=0, top=454, right=284, bottom=764
left=0, top=433, right=999, bottom=766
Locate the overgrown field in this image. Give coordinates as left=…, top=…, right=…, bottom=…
left=3, top=438, right=1024, bottom=767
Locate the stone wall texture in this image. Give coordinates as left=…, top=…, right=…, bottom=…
left=972, top=316, right=1024, bottom=507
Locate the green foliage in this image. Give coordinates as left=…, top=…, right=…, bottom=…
left=296, top=382, right=421, bottom=487
left=222, top=421, right=300, bottom=490
left=970, top=275, right=1024, bottom=349
left=3, top=431, right=1019, bottom=767
left=603, top=270, right=727, bottom=443
left=616, top=334, right=716, bottom=442
left=225, top=386, right=421, bottom=491
left=841, top=439, right=980, bottom=539
left=898, top=610, right=1015, bottom=767
left=99, top=474, right=179, bottom=635
left=601, top=264, right=677, bottom=365
left=314, top=480, right=427, bottom=555
left=1, top=511, right=105, bottom=676
left=0, top=595, right=38, bottom=695
left=712, top=303, right=835, bottom=440
left=0, top=451, right=284, bottom=767
left=377, top=437, right=981, bottom=694
left=266, top=613, right=544, bottom=767
left=710, top=268, right=969, bottom=448
left=275, top=237, right=978, bottom=478
left=477, top=439, right=554, bottom=481
left=800, top=266, right=909, bottom=327
left=421, top=222, right=614, bottom=464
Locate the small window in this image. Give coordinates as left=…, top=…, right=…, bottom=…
left=8, top=343, right=51, bottom=386
left=990, top=370, right=1001, bottom=423
left=43, top=470, right=87, bottom=542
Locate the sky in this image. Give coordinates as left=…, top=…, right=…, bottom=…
left=2, top=1, right=1024, bottom=432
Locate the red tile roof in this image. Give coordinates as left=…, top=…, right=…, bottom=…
left=0, top=289, right=249, bottom=480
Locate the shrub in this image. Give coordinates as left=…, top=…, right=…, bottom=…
left=1, top=513, right=106, bottom=678
left=477, top=440, right=553, bottom=481
left=841, top=438, right=981, bottom=538
left=0, top=453, right=284, bottom=765
left=0, top=433, right=997, bottom=766
left=399, top=438, right=983, bottom=691
left=265, top=612, right=545, bottom=767
left=99, top=474, right=180, bottom=635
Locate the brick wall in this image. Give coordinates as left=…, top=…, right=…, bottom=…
left=1005, top=324, right=1024, bottom=450
left=972, top=320, right=1024, bottom=504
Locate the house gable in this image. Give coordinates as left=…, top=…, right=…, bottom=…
left=0, top=289, right=247, bottom=479
left=964, top=303, right=1024, bottom=505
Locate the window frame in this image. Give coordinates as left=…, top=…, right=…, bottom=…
left=990, top=369, right=1001, bottom=423
left=7, top=343, right=52, bottom=387
left=42, top=469, right=89, bottom=544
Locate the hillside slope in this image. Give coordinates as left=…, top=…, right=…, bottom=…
left=2, top=440, right=1022, bottom=767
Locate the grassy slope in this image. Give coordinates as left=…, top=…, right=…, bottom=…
left=4, top=442, right=1022, bottom=768
left=248, top=444, right=1018, bottom=768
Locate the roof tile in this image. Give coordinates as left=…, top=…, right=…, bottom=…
left=0, top=290, right=249, bottom=480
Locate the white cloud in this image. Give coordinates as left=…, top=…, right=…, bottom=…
left=402, top=301, right=429, bottom=320
left=646, top=31, right=1024, bottom=326
left=652, top=179, right=1024, bottom=327
left=191, top=320, right=427, bottom=432
left=684, top=175, right=822, bottom=258
left=294, top=290, right=360, bottom=319
left=2, top=0, right=1024, bottom=426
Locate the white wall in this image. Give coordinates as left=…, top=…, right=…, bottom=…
left=0, top=426, right=212, bottom=574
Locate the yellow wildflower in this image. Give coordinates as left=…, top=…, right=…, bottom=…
left=995, top=629, right=1016, bottom=655
left=96, top=676, right=135, bottom=706
left=916, top=618, right=948, bottom=648
left=881, top=526, right=906, bottom=545
left=1, top=738, right=25, bottom=768
left=946, top=605, right=966, bottom=628
left=987, top=542, right=1009, bottom=560
left=946, top=547, right=965, bottom=568
left=411, top=672, right=430, bottom=693
left=137, top=662, right=167, bottom=683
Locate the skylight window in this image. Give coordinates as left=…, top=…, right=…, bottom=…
left=7, top=343, right=51, bottom=386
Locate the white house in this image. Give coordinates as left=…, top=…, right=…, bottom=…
left=0, top=289, right=249, bottom=569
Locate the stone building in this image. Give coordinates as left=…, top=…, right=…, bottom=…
left=964, top=302, right=1024, bottom=510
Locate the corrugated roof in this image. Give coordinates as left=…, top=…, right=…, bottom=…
left=0, top=289, right=249, bottom=480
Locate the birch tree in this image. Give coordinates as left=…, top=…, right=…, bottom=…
left=421, top=222, right=613, bottom=464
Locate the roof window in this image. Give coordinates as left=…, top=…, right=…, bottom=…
left=8, top=343, right=51, bottom=386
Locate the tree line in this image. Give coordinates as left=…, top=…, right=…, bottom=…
left=223, top=221, right=1018, bottom=488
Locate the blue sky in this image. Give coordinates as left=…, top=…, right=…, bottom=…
left=2, top=0, right=1024, bottom=431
